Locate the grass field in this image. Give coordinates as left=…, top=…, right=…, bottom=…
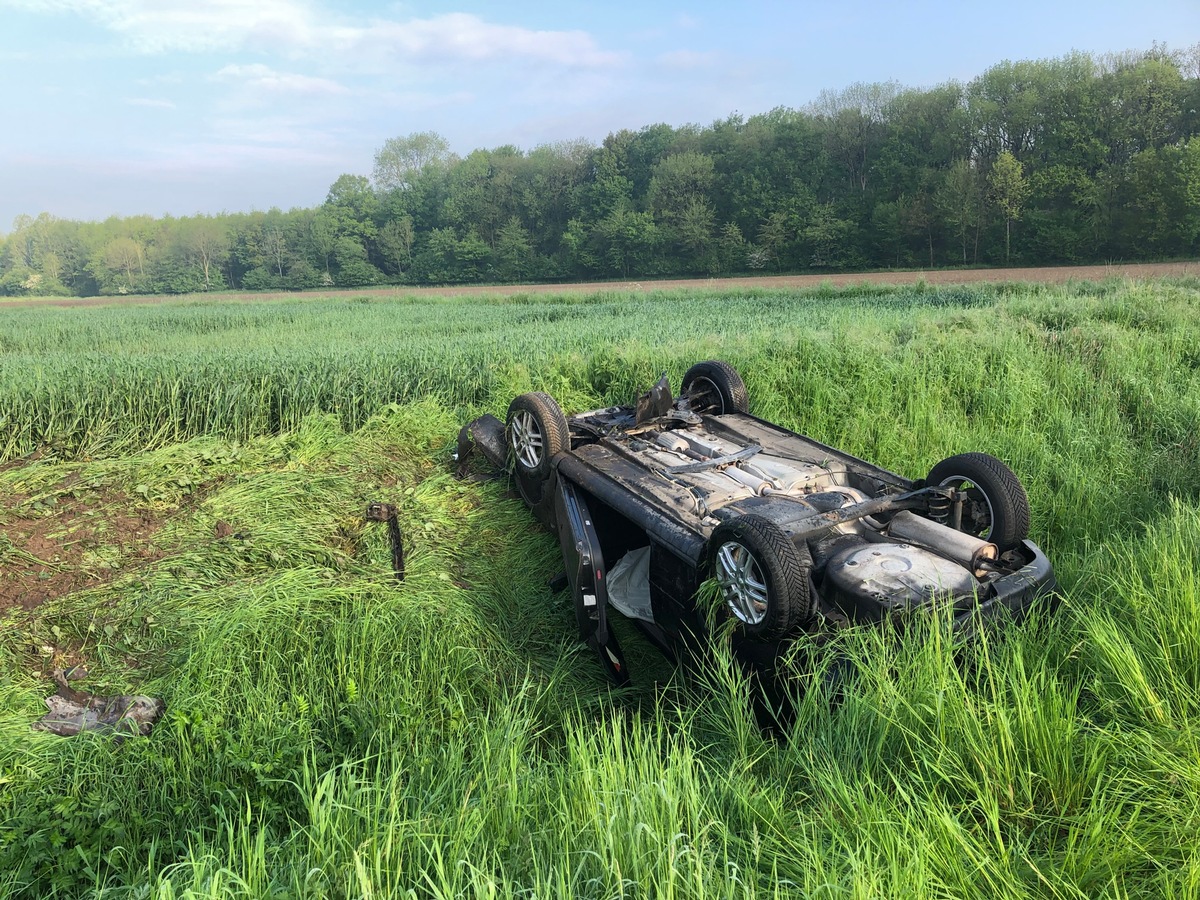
left=2, top=277, right=1200, bottom=897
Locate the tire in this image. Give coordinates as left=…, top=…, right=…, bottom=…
left=709, top=514, right=815, bottom=641
left=681, top=361, right=749, bottom=415
left=926, top=452, right=1031, bottom=551
left=506, top=392, right=569, bottom=508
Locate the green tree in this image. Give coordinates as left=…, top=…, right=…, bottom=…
left=1024, top=165, right=1096, bottom=261
left=520, top=139, right=591, bottom=252
left=495, top=217, right=534, bottom=282
left=333, top=236, right=383, bottom=286
left=810, top=81, right=900, bottom=193
left=1123, top=145, right=1195, bottom=255
left=624, top=123, right=678, bottom=199
left=324, top=174, right=379, bottom=244
left=261, top=226, right=288, bottom=279
left=1, top=213, right=81, bottom=294
left=1096, top=53, right=1185, bottom=166
left=560, top=218, right=597, bottom=276
left=674, top=199, right=716, bottom=271
left=410, top=228, right=458, bottom=283
left=181, top=216, right=230, bottom=290
left=968, top=59, right=1049, bottom=161
left=586, top=134, right=635, bottom=220
left=455, top=232, right=492, bottom=281
left=376, top=216, right=415, bottom=277
left=715, top=222, right=746, bottom=275
left=91, top=236, right=146, bottom=294
left=989, top=151, right=1030, bottom=263
left=647, top=152, right=715, bottom=223
left=801, top=203, right=855, bottom=268
left=307, top=211, right=338, bottom=282
left=1183, top=137, right=1200, bottom=248
left=442, top=147, right=524, bottom=249
left=372, top=131, right=454, bottom=192
left=757, top=211, right=790, bottom=271
left=937, top=160, right=984, bottom=265
left=595, top=208, right=658, bottom=278
left=648, top=151, right=716, bottom=272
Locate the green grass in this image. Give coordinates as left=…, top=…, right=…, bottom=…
left=1, top=278, right=1199, bottom=897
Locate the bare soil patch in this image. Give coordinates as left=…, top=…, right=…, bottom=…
left=0, top=493, right=165, bottom=613
left=4, top=261, right=1196, bottom=309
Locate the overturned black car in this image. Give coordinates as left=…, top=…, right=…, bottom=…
left=461, top=361, right=1056, bottom=690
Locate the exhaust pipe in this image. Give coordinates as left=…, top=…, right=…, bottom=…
left=725, top=465, right=772, bottom=495
left=886, top=510, right=997, bottom=576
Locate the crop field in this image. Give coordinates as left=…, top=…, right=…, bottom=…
left=2, top=277, right=1200, bottom=897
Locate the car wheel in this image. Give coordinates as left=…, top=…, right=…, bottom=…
left=926, top=452, right=1031, bottom=551
left=681, top=360, right=749, bottom=415
left=506, top=392, right=569, bottom=507
left=710, top=514, right=814, bottom=641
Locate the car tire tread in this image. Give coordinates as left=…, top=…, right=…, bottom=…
left=710, top=514, right=815, bottom=641
left=506, top=391, right=569, bottom=508
left=926, top=451, right=1031, bottom=551
left=682, top=360, right=749, bottom=415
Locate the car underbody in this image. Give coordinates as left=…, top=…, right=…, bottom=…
left=460, top=362, right=1056, bottom=696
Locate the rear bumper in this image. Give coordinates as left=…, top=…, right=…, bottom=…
left=959, top=539, right=1057, bottom=628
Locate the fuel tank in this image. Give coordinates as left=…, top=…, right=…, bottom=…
left=823, top=541, right=977, bottom=621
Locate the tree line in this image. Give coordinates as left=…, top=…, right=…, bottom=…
left=3, top=45, right=1199, bottom=297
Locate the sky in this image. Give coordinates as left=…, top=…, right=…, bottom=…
left=0, top=0, right=1197, bottom=231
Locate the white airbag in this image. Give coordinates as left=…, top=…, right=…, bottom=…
left=606, top=546, right=654, bottom=622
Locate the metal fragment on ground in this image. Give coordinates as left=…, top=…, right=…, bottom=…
left=366, top=501, right=406, bottom=581
left=33, top=670, right=164, bottom=740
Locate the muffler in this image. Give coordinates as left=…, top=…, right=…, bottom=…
left=886, top=510, right=997, bottom=576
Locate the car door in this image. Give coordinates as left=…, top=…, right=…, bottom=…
left=553, top=478, right=630, bottom=686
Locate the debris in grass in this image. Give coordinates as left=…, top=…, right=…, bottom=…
left=32, top=668, right=164, bottom=741
left=365, top=501, right=405, bottom=581
left=455, top=414, right=506, bottom=479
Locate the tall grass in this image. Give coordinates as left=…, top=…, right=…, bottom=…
left=1, top=278, right=1199, bottom=897
left=0, top=283, right=1074, bottom=460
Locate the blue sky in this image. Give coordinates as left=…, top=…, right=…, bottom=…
left=1, top=0, right=1197, bottom=230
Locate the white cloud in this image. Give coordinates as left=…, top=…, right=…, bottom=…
left=1, top=1, right=621, bottom=68
left=214, top=63, right=348, bottom=97
left=2, top=0, right=323, bottom=53
left=351, top=14, right=622, bottom=68
left=136, top=140, right=341, bottom=171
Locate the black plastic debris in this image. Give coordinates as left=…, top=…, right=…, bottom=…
left=634, top=374, right=673, bottom=424
left=455, top=414, right=507, bottom=479
left=366, top=501, right=405, bottom=581
left=33, top=668, right=163, bottom=741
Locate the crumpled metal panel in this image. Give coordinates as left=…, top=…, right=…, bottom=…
left=33, top=670, right=164, bottom=741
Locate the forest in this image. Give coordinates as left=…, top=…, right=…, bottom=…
left=2, top=45, right=1199, bottom=296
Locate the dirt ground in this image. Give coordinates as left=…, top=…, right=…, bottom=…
left=0, top=486, right=165, bottom=614
left=3, top=260, right=1196, bottom=309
